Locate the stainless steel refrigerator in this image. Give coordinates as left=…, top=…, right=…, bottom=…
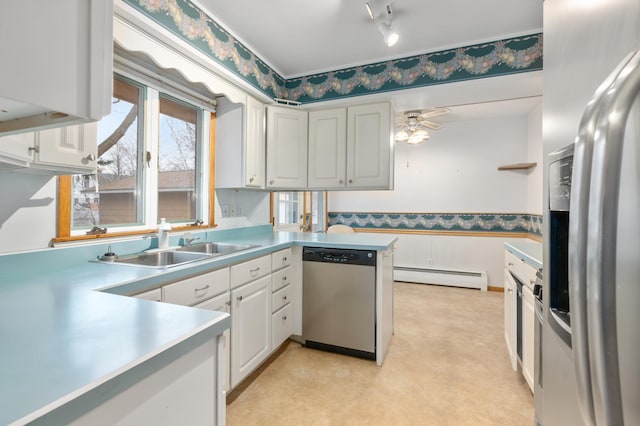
left=542, top=1, right=640, bottom=425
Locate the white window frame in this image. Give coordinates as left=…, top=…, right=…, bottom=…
left=70, top=72, right=212, bottom=236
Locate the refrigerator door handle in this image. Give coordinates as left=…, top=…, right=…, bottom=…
left=588, top=50, right=640, bottom=426
left=568, top=50, right=634, bottom=426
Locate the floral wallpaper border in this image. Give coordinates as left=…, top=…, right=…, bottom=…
left=329, top=212, right=543, bottom=237
left=125, top=0, right=543, bottom=103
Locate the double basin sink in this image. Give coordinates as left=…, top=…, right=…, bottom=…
left=98, top=242, right=258, bottom=269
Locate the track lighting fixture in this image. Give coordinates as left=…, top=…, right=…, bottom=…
left=364, top=1, right=399, bottom=47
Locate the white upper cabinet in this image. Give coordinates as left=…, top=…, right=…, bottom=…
left=0, top=123, right=98, bottom=174
left=346, top=102, right=394, bottom=189
left=245, top=96, right=266, bottom=188
left=308, top=102, right=394, bottom=190
left=216, top=95, right=266, bottom=189
left=0, top=0, right=113, bottom=136
left=31, top=124, right=98, bottom=174
left=307, top=108, right=347, bottom=189
left=266, top=105, right=308, bottom=189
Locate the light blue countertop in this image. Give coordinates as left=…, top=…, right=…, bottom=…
left=504, top=240, right=543, bottom=270
left=0, top=227, right=396, bottom=425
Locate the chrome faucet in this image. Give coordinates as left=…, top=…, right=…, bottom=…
left=184, top=236, right=201, bottom=247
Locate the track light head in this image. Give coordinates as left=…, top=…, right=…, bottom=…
left=378, top=21, right=399, bottom=47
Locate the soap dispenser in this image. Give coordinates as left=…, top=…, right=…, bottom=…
left=158, top=218, right=172, bottom=249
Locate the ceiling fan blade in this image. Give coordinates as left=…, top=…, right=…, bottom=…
left=420, top=108, right=450, bottom=119
left=419, top=121, right=442, bottom=130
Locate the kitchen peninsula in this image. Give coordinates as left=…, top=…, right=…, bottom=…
left=0, top=225, right=395, bottom=425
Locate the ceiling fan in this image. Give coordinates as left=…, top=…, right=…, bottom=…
left=394, top=108, right=450, bottom=144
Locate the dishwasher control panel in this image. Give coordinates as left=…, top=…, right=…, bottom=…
left=303, top=247, right=376, bottom=266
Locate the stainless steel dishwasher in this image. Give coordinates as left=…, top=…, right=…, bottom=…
left=302, top=247, right=376, bottom=360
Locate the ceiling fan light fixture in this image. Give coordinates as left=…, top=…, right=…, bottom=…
left=378, top=21, right=399, bottom=47
left=408, top=131, right=429, bottom=144
left=394, top=129, right=409, bottom=141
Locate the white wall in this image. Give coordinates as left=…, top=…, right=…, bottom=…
left=330, top=115, right=530, bottom=212
left=527, top=103, right=543, bottom=214
left=0, top=173, right=57, bottom=253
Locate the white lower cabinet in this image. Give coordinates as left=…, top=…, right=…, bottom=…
left=230, top=275, right=272, bottom=388
left=194, top=292, right=231, bottom=393
left=522, top=283, right=535, bottom=392
left=272, top=303, right=293, bottom=350
left=504, top=268, right=518, bottom=372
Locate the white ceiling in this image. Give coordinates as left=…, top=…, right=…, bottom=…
left=194, top=0, right=543, bottom=118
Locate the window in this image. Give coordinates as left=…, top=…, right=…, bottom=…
left=72, top=77, right=143, bottom=228
left=59, top=73, right=212, bottom=240
left=272, top=191, right=326, bottom=232
left=157, top=95, right=200, bottom=222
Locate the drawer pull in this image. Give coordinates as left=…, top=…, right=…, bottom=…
left=507, top=288, right=513, bottom=293
left=237, top=295, right=243, bottom=301
left=194, top=284, right=210, bottom=293
left=283, top=276, right=287, bottom=281
left=508, top=262, right=514, bottom=267
left=250, top=267, right=260, bottom=275
left=225, top=301, right=231, bottom=306
left=282, top=315, right=287, bottom=321
left=283, top=257, right=287, bottom=262
left=283, top=295, right=287, bottom=301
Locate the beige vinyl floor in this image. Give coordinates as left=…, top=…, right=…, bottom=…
left=227, top=282, right=534, bottom=425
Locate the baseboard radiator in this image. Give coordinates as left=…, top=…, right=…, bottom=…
left=394, top=266, right=488, bottom=291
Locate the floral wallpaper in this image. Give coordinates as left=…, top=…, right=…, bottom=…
left=329, top=212, right=543, bottom=237
left=125, top=0, right=543, bottom=103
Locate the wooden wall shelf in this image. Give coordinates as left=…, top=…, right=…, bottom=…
left=497, top=162, right=537, bottom=171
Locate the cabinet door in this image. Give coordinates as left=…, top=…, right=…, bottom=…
left=504, top=269, right=518, bottom=371
left=230, top=275, right=271, bottom=388
left=245, top=96, right=265, bottom=188
left=346, top=102, right=393, bottom=189
left=194, top=292, right=231, bottom=394
left=0, top=132, right=36, bottom=167
left=34, top=123, right=98, bottom=174
left=308, top=108, right=347, bottom=189
left=272, top=303, right=293, bottom=350
left=266, top=105, right=308, bottom=189
left=522, top=285, right=535, bottom=392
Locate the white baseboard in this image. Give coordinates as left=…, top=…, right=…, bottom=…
left=394, top=266, right=488, bottom=291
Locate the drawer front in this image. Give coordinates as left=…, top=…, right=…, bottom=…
left=271, top=283, right=292, bottom=313
left=230, top=255, right=272, bottom=289
left=271, top=248, right=292, bottom=271
left=272, top=303, right=293, bottom=350
left=505, top=250, right=537, bottom=289
left=133, top=288, right=162, bottom=302
left=271, top=266, right=291, bottom=292
left=164, top=268, right=230, bottom=306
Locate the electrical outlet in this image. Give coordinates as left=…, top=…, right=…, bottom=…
left=427, top=258, right=433, bottom=267
left=221, top=205, right=230, bottom=217
left=229, top=204, right=237, bottom=217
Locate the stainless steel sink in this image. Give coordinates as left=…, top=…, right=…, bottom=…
left=95, top=242, right=259, bottom=269
left=102, top=250, right=211, bottom=268
left=176, top=242, right=258, bottom=256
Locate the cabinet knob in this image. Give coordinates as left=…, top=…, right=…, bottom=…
left=507, top=288, right=513, bottom=293
left=282, top=315, right=287, bottom=321
left=86, top=154, right=97, bottom=161
left=508, top=262, right=514, bottom=267
left=225, top=301, right=231, bottom=306
left=339, top=180, right=343, bottom=184
left=348, top=179, right=353, bottom=184
left=283, top=295, right=287, bottom=301
left=283, top=276, right=287, bottom=281
left=269, top=180, right=275, bottom=185
left=283, top=257, right=287, bottom=262
left=249, top=176, right=254, bottom=183
left=237, top=295, right=243, bottom=301
left=28, top=146, right=40, bottom=154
